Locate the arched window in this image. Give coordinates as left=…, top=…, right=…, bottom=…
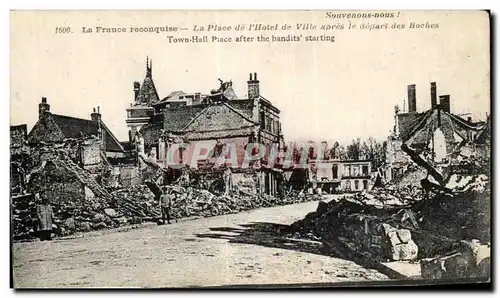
left=345, top=180, right=351, bottom=191
left=354, top=180, right=359, bottom=190
left=363, top=180, right=369, bottom=190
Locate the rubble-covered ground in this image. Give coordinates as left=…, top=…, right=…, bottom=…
left=12, top=184, right=323, bottom=241
left=13, top=200, right=390, bottom=288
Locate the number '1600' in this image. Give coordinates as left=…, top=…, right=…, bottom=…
left=55, top=27, right=71, bottom=34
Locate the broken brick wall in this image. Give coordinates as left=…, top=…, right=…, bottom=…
left=119, top=166, right=142, bottom=187
left=232, top=172, right=258, bottom=195
left=45, top=179, right=85, bottom=204
left=10, top=125, right=29, bottom=154
left=27, top=157, right=86, bottom=202
left=81, top=138, right=102, bottom=171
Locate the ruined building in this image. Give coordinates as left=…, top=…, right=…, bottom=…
left=307, top=159, right=373, bottom=193
left=385, top=82, right=490, bottom=183
left=9, top=97, right=129, bottom=202
left=28, top=97, right=127, bottom=170
left=126, top=58, right=285, bottom=196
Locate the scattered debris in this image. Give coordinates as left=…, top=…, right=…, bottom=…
left=12, top=181, right=323, bottom=240
left=285, top=173, right=491, bottom=276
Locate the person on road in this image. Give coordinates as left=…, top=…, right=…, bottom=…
left=223, top=167, right=232, bottom=196
left=159, top=189, right=172, bottom=225
left=36, top=193, right=54, bottom=241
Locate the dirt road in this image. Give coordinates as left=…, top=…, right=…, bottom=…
left=12, top=199, right=389, bottom=288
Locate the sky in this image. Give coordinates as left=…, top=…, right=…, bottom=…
left=10, top=10, right=490, bottom=145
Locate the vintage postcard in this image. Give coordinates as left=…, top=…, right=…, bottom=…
left=10, top=10, right=491, bottom=288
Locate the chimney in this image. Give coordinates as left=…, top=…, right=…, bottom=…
left=247, top=72, right=260, bottom=100
left=430, top=82, right=437, bottom=109
left=468, top=116, right=472, bottom=123
left=91, top=106, right=102, bottom=122
left=439, top=95, right=450, bottom=113
left=38, top=97, right=50, bottom=118
left=133, top=82, right=140, bottom=100
left=407, top=84, right=416, bottom=113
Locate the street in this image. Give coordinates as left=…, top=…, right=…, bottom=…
left=12, top=199, right=389, bottom=288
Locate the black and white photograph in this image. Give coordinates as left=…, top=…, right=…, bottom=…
left=9, top=10, right=491, bottom=288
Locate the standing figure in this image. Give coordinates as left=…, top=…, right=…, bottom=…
left=36, top=194, right=54, bottom=241
left=159, top=189, right=172, bottom=225
left=223, top=167, right=232, bottom=196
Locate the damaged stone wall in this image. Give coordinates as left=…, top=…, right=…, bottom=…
left=232, top=172, right=258, bottom=195
left=81, top=138, right=102, bottom=171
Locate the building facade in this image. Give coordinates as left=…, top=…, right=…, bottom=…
left=308, top=159, right=372, bottom=193
left=127, top=59, right=285, bottom=196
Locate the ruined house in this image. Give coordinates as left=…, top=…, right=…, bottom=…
left=385, top=82, right=489, bottom=183
left=25, top=97, right=134, bottom=193
left=126, top=58, right=285, bottom=196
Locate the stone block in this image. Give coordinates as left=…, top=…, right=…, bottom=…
left=92, top=222, right=108, bottom=230
left=93, top=213, right=106, bottom=223
left=63, top=218, right=76, bottom=231
left=397, top=229, right=412, bottom=243
left=388, top=231, right=401, bottom=247
left=104, top=208, right=119, bottom=218
left=79, top=221, right=91, bottom=232
left=115, top=216, right=128, bottom=226
left=392, top=239, right=418, bottom=261
left=382, top=223, right=397, bottom=235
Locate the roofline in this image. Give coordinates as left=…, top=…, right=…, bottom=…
left=447, top=112, right=485, bottom=131
left=222, top=102, right=256, bottom=124
left=95, top=121, right=125, bottom=153
left=11, top=124, right=27, bottom=130
left=182, top=125, right=256, bottom=134
left=28, top=114, right=66, bottom=141
left=259, top=95, right=280, bottom=114
left=178, top=103, right=211, bottom=131
left=127, top=106, right=155, bottom=110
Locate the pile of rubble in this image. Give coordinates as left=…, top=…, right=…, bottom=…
left=286, top=190, right=421, bottom=262
left=165, top=186, right=322, bottom=218
left=11, top=191, right=115, bottom=240
left=12, top=183, right=323, bottom=241
left=11, top=194, right=38, bottom=240
left=105, top=184, right=323, bottom=221
left=285, top=177, right=491, bottom=279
